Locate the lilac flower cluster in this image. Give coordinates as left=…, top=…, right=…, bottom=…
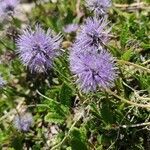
left=16, top=25, right=62, bottom=73
left=0, top=0, right=19, bottom=19
left=72, top=17, right=111, bottom=53
left=85, top=0, right=112, bottom=15
left=13, top=112, right=33, bottom=132
left=69, top=3, right=118, bottom=93
left=70, top=50, right=118, bottom=92
left=13, top=0, right=116, bottom=93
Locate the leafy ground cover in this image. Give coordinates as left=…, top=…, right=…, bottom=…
left=0, top=0, right=150, bottom=149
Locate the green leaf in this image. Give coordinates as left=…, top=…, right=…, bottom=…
left=44, top=112, right=65, bottom=124
left=11, top=135, right=24, bottom=150
left=90, top=103, right=101, bottom=118
left=120, top=24, right=130, bottom=48
left=100, top=103, right=113, bottom=125
left=70, top=127, right=88, bottom=150
left=141, top=43, right=150, bottom=50
left=108, top=45, right=121, bottom=57
left=59, top=83, right=73, bottom=106
left=121, top=49, right=133, bottom=61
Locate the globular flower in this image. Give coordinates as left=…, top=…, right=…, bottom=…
left=63, top=24, right=79, bottom=33
left=73, top=17, right=110, bottom=53
left=0, top=0, right=19, bottom=14
left=16, top=25, right=62, bottom=73
left=13, top=112, right=33, bottom=132
left=0, top=0, right=20, bottom=22
left=0, top=75, right=5, bottom=88
left=69, top=49, right=118, bottom=93
left=85, top=0, right=112, bottom=15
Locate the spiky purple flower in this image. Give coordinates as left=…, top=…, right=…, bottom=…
left=0, top=0, right=19, bottom=14
left=63, top=24, right=79, bottom=33
left=73, top=17, right=110, bottom=53
left=0, top=0, right=20, bottom=22
left=70, top=49, right=118, bottom=93
left=85, top=0, right=112, bottom=15
left=13, top=112, right=33, bottom=132
left=16, top=25, right=62, bottom=73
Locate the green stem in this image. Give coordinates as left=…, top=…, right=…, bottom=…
left=36, top=90, right=60, bottom=105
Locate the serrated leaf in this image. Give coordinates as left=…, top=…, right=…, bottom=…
left=44, top=112, right=64, bottom=124
left=121, top=49, right=133, bottom=61
left=59, top=83, right=73, bottom=106
left=11, top=135, right=24, bottom=150
left=141, top=43, right=150, bottom=50
left=100, top=103, right=113, bottom=125
left=70, top=127, right=87, bottom=150
left=120, top=24, right=129, bottom=48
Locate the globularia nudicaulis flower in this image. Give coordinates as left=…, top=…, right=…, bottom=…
left=13, top=112, right=33, bottom=132
left=0, top=0, right=19, bottom=14
left=0, top=0, right=19, bottom=22
left=72, top=17, right=111, bottom=53
left=85, top=0, right=112, bottom=15
left=70, top=49, right=118, bottom=93
left=16, top=25, right=62, bottom=73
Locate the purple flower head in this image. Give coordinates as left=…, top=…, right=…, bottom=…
left=63, top=24, right=79, bottom=33
left=16, top=25, right=62, bottom=73
left=74, top=17, right=111, bottom=53
left=0, top=75, right=5, bottom=88
left=70, top=49, right=118, bottom=93
left=13, top=112, right=33, bottom=132
left=0, top=0, right=20, bottom=22
left=85, top=0, right=112, bottom=15
left=0, top=0, right=19, bottom=14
